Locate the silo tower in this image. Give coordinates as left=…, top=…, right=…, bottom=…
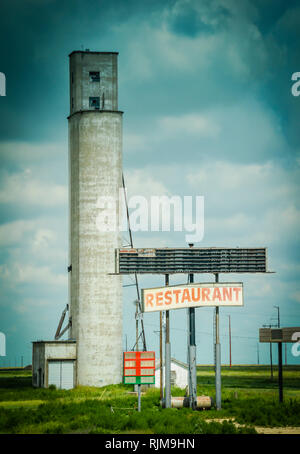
left=68, top=51, right=123, bottom=386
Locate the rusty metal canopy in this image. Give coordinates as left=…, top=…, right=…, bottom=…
left=116, top=247, right=269, bottom=275
left=259, top=327, right=300, bottom=343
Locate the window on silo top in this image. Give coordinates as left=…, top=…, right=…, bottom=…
left=89, top=71, right=100, bottom=82
left=89, top=97, right=100, bottom=109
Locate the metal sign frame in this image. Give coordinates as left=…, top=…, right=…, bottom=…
left=259, top=327, right=300, bottom=404
left=117, top=246, right=272, bottom=412
left=116, top=247, right=269, bottom=275
left=259, top=327, right=300, bottom=343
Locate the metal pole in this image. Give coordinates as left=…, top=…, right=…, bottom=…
left=285, top=343, right=287, bottom=366
left=228, top=315, right=232, bottom=368
left=160, top=312, right=163, bottom=402
left=278, top=342, right=283, bottom=403
left=274, top=306, right=280, bottom=328
left=188, top=272, right=197, bottom=410
left=138, top=383, right=141, bottom=412
left=270, top=342, right=273, bottom=380
left=215, top=273, right=221, bottom=410
left=136, top=300, right=139, bottom=352
left=165, top=274, right=171, bottom=409
left=263, top=323, right=276, bottom=380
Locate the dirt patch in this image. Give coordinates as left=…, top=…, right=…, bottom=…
left=255, top=426, right=300, bottom=434
left=205, top=418, right=300, bottom=434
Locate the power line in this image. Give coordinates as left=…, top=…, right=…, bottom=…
left=143, top=321, right=258, bottom=340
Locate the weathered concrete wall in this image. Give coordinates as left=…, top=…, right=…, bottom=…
left=32, top=342, right=45, bottom=387
left=44, top=342, right=77, bottom=360
left=69, top=51, right=118, bottom=114
left=68, top=52, right=123, bottom=387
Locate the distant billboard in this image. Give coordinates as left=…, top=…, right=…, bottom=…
left=142, top=282, right=244, bottom=313
left=259, top=327, right=300, bottom=343
left=116, top=247, right=268, bottom=274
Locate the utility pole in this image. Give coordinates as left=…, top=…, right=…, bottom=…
left=160, top=312, right=163, bottom=402
left=278, top=339, right=283, bottom=403
left=270, top=340, right=273, bottom=380
left=274, top=306, right=280, bottom=328
left=188, top=244, right=197, bottom=410
left=263, top=323, right=277, bottom=380
left=215, top=273, right=221, bottom=410
left=188, top=271, right=197, bottom=409
left=274, top=306, right=283, bottom=402
left=136, top=300, right=139, bottom=352
left=165, top=274, right=171, bottom=409
left=135, top=299, right=141, bottom=411
left=285, top=343, right=287, bottom=366
left=228, top=315, right=232, bottom=368
left=257, top=343, right=260, bottom=365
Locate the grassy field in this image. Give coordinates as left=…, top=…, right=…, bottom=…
left=0, top=366, right=300, bottom=434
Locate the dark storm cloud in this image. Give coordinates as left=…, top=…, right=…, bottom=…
left=1, top=0, right=299, bottom=150
left=168, top=0, right=231, bottom=37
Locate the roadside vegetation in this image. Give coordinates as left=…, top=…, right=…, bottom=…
left=0, top=366, right=299, bottom=434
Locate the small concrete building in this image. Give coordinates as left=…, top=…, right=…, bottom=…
left=32, top=341, right=76, bottom=389
left=155, top=358, right=188, bottom=389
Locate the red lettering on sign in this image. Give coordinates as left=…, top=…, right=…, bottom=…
left=191, top=288, right=201, bottom=302
left=222, top=287, right=232, bottom=301
left=202, top=288, right=211, bottom=301
left=164, top=290, right=172, bottom=305
left=156, top=292, right=163, bottom=306
left=173, top=289, right=181, bottom=304
left=233, top=287, right=241, bottom=301
left=212, top=287, right=222, bottom=301
left=146, top=293, right=154, bottom=307
left=181, top=288, right=191, bottom=303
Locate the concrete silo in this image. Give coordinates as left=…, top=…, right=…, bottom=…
left=68, top=51, right=123, bottom=386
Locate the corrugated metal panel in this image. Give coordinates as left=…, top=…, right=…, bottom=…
left=61, top=361, right=74, bottom=390
left=48, top=360, right=74, bottom=389
left=48, top=361, right=61, bottom=388
left=117, top=247, right=268, bottom=274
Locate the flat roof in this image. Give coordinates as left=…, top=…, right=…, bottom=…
left=69, top=50, right=119, bottom=57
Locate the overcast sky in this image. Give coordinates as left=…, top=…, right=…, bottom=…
left=0, top=0, right=300, bottom=367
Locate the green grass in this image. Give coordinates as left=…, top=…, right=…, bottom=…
left=197, top=365, right=300, bottom=390
left=0, top=366, right=299, bottom=434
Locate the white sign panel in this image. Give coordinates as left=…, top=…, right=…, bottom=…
left=142, top=282, right=243, bottom=313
